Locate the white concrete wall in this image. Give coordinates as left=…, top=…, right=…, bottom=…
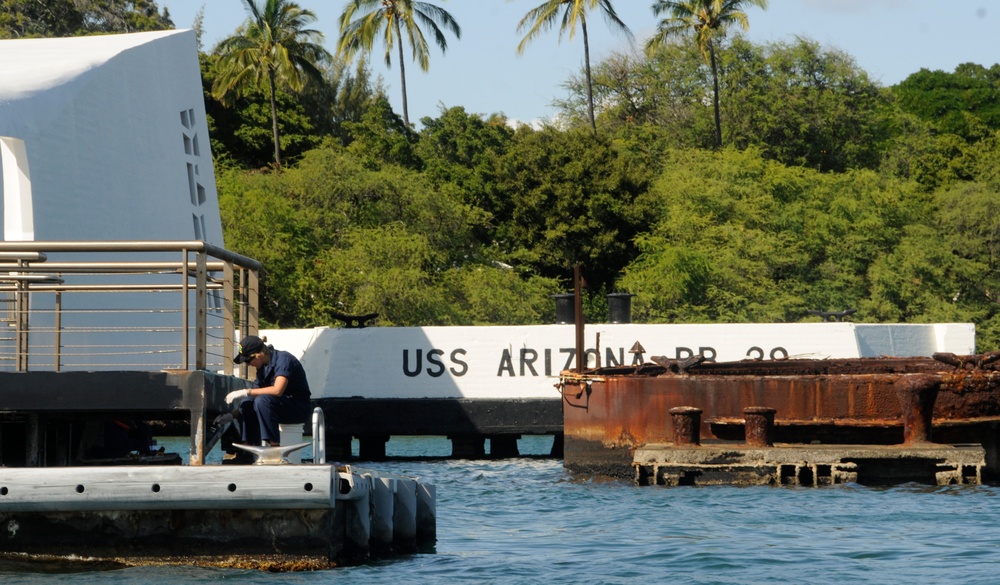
left=261, top=323, right=976, bottom=401
left=0, top=31, right=225, bottom=371
left=0, top=30, right=222, bottom=244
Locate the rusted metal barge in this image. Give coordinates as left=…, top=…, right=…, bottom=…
left=560, top=352, right=1000, bottom=486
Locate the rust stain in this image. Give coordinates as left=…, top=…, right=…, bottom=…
left=565, top=355, right=1000, bottom=453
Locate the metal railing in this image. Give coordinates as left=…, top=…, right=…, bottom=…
left=0, top=241, right=261, bottom=374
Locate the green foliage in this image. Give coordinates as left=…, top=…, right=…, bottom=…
left=581, top=36, right=892, bottom=171
left=217, top=141, right=559, bottom=328
left=564, top=42, right=714, bottom=145
left=212, top=0, right=331, bottom=168
left=202, top=54, right=322, bottom=169
left=620, top=148, right=922, bottom=323
left=344, top=96, right=422, bottom=170
left=415, top=106, right=515, bottom=219
left=0, top=0, right=171, bottom=38
left=336, top=0, right=461, bottom=127
left=495, top=125, right=649, bottom=292
left=516, top=0, right=633, bottom=134
left=646, top=0, right=769, bottom=147
left=298, top=58, right=385, bottom=146
left=894, top=64, right=1000, bottom=140
left=722, top=36, right=891, bottom=172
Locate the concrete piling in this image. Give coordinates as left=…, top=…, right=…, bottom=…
left=393, top=478, right=418, bottom=552
left=416, top=481, right=437, bottom=545
left=369, top=476, right=395, bottom=553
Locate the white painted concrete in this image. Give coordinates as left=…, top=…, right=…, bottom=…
left=261, top=323, right=976, bottom=401
left=0, top=30, right=222, bottom=245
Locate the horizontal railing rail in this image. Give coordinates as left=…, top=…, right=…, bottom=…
left=0, top=241, right=261, bottom=374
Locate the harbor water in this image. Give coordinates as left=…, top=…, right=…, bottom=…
left=3, top=435, right=1000, bottom=584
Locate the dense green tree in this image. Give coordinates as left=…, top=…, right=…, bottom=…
left=647, top=0, right=768, bottom=148
left=567, top=36, right=891, bottom=171
left=0, top=0, right=82, bottom=37
left=0, top=0, right=171, bottom=37
left=299, top=58, right=385, bottom=146
left=516, top=0, right=631, bottom=136
left=721, top=36, right=891, bottom=172
left=217, top=167, right=317, bottom=326
left=344, top=96, right=422, bottom=170
left=416, top=106, right=514, bottom=219
left=496, top=126, right=648, bottom=291
left=337, top=0, right=461, bottom=128
left=217, top=142, right=560, bottom=327
left=559, top=41, right=716, bottom=146
left=620, top=148, right=920, bottom=323
left=213, top=0, right=330, bottom=169
left=201, top=53, right=322, bottom=169
left=893, top=64, right=1000, bottom=140
left=77, top=0, right=173, bottom=32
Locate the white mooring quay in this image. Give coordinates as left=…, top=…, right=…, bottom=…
left=0, top=463, right=436, bottom=570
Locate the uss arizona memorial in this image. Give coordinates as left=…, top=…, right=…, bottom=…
left=0, top=30, right=977, bottom=454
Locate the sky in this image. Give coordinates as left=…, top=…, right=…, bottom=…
left=158, top=0, right=999, bottom=127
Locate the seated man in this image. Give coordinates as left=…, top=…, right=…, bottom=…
left=226, top=335, right=312, bottom=447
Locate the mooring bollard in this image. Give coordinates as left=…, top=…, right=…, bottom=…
left=894, top=374, right=941, bottom=445
left=669, top=406, right=703, bottom=446
left=744, top=406, right=777, bottom=447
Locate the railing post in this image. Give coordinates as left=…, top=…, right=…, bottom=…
left=53, top=290, right=61, bottom=372
left=222, top=261, right=234, bottom=376
left=181, top=248, right=189, bottom=370
left=247, top=267, right=259, bottom=338
left=15, top=274, right=28, bottom=372
left=195, top=250, right=207, bottom=371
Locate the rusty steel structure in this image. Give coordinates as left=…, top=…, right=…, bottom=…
left=560, top=352, right=1000, bottom=483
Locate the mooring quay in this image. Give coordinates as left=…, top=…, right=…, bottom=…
left=0, top=241, right=436, bottom=569
left=560, top=354, right=1000, bottom=486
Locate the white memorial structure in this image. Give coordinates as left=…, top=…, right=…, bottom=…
left=0, top=30, right=226, bottom=370
left=0, top=29, right=222, bottom=244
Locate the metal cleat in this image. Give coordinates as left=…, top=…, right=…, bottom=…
left=232, top=442, right=311, bottom=465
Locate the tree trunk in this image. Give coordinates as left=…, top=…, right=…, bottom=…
left=268, top=68, right=282, bottom=169
left=395, top=19, right=410, bottom=127
left=582, top=16, right=596, bottom=136
left=709, top=40, right=722, bottom=149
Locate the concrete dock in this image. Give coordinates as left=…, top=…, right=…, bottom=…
left=0, top=463, right=436, bottom=570
left=633, top=443, right=985, bottom=487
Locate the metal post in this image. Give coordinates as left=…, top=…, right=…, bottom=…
left=312, top=407, right=327, bottom=464
left=181, top=248, right=189, bottom=370
left=574, top=264, right=584, bottom=373
left=222, top=261, right=235, bottom=376
left=669, top=406, right=703, bottom=446
left=15, top=278, right=28, bottom=372
left=53, top=290, right=61, bottom=372
left=195, top=250, right=207, bottom=371
left=26, top=414, right=41, bottom=466
left=744, top=406, right=777, bottom=447
left=895, top=374, right=940, bottom=445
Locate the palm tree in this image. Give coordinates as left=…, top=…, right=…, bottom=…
left=212, top=0, right=330, bottom=169
left=647, top=0, right=767, bottom=148
left=517, top=1, right=632, bottom=135
left=337, top=0, right=461, bottom=128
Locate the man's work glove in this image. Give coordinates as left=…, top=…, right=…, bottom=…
left=225, top=389, right=250, bottom=404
